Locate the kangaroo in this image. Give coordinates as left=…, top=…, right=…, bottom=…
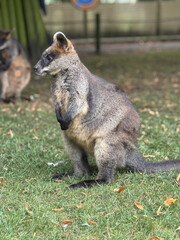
left=0, top=30, right=31, bottom=101
left=34, top=32, right=180, bottom=188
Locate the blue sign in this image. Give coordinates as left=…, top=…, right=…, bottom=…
left=71, top=0, right=99, bottom=10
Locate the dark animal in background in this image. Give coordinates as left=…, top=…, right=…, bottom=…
left=34, top=32, right=180, bottom=189
left=0, top=30, right=31, bottom=101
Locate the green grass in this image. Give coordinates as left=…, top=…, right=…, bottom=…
left=0, top=50, right=180, bottom=240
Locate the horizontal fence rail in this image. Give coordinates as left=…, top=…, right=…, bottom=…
left=42, top=2, right=180, bottom=38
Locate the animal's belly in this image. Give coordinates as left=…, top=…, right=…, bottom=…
left=65, top=119, right=95, bottom=155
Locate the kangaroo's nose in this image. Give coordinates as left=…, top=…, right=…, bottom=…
left=33, top=66, right=38, bottom=72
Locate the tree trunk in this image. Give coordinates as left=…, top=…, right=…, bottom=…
left=1, top=0, right=11, bottom=30
left=22, top=0, right=39, bottom=59
left=31, top=0, right=48, bottom=51
left=14, top=0, right=28, bottom=51
left=8, top=0, right=18, bottom=38
left=0, top=0, right=48, bottom=60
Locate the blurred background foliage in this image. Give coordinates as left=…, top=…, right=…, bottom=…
left=0, top=0, right=48, bottom=60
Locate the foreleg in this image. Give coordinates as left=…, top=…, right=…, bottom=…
left=52, top=134, right=90, bottom=179
left=55, top=108, right=71, bottom=130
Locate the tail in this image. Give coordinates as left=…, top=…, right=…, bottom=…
left=126, top=150, right=180, bottom=173
left=144, top=159, right=180, bottom=173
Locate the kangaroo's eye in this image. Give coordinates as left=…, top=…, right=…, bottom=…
left=46, top=54, right=53, bottom=61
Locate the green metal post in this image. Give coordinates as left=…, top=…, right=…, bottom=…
left=95, top=13, right=100, bottom=54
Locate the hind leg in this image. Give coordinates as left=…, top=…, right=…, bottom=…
left=0, top=72, right=8, bottom=100
left=14, top=71, right=31, bottom=98
left=69, top=138, right=125, bottom=189
left=52, top=134, right=90, bottom=179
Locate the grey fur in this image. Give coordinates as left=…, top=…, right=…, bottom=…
left=34, top=32, right=180, bottom=188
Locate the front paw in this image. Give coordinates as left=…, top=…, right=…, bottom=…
left=59, top=119, right=70, bottom=130
left=55, top=109, right=70, bottom=130
left=52, top=172, right=74, bottom=179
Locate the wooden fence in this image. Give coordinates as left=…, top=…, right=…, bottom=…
left=42, top=1, right=180, bottom=38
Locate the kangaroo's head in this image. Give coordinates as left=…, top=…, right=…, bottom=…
left=0, top=30, right=12, bottom=50
left=34, top=32, right=76, bottom=76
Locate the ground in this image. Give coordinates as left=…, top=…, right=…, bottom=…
left=0, top=50, right=180, bottom=240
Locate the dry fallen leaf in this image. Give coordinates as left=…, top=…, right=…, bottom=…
left=33, top=135, right=39, bottom=140
left=3, top=129, right=13, bottom=138
left=176, top=127, right=180, bottom=133
left=88, top=221, right=97, bottom=226
left=161, top=124, right=167, bottom=132
left=156, top=206, right=161, bottom=216
left=0, top=182, right=5, bottom=185
left=143, top=215, right=154, bottom=220
left=24, top=218, right=32, bottom=222
left=114, top=186, right=126, bottom=193
left=139, top=108, right=155, bottom=115
left=132, top=97, right=140, bottom=102
left=25, top=202, right=33, bottom=215
left=1, top=108, right=9, bottom=112
left=31, top=102, right=38, bottom=111
left=76, top=203, right=83, bottom=209
left=164, top=198, right=177, bottom=206
left=66, top=232, right=70, bottom=238
left=174, top=116, right=179, bottom=121
left=52, top=208, right=64, bottom=212
left=156, top=206, right=166, bottom=216
left=174, top=212, right=178, bottom=217
left=105, top=213, right=111, bottom=218
left=0, top=177, right=5, bottom=179
left=134, top=201, right=143, bottom=210
left=149, top=236, right=164, bottom=240
left=17, top=107, right=21, bottom=112
left=81, top=192, right=87, bottom=197
left=9, top=129, right=14, bottom=138
left=143, top=155, right=155, bottom=158
left=177, top=174, right=180, bottom=182
left=22, top=188, right=27, bottom=194
left=55, top=180, right=62, bottom=183
left=176, top=174, right=180, bottom=186
left=62, top=220, right=73, bottom=225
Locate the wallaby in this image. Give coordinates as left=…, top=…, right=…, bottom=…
left=0, top=30, right=31, bottom=101
left=34, top=32, right=180, bottom=188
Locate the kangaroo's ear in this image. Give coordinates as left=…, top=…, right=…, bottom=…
left=53, top=32, right=68, bottom=50
left=5, top=31, right=12, bottom=40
